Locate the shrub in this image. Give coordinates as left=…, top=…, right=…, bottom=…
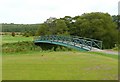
left=2, top=41, right=72, bottom=54
left=12, top=32, right=15, bottom=37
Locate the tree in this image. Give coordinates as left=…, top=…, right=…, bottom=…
left=11, top=32, right=15, bottom=37
left=36, top=24, right=48, bottom=36
left=112, top=15, right=120, bottom=29
left=44, top=17, right=57, bottom=35
left=23, top=31, right=30, bottom=37
left=61, top=16, right=73, bottom=33
left=71, top=12, right=118, bottom=49
left=39, top=18, right=69, bottom=35
left=30, top=12, right=118, bottom=49
left=55, top=19, right=68, bottom=35
left=44, top=17, right=56, bottom=24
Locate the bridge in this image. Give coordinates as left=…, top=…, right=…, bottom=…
left=34, top=35, right=102, bottom=51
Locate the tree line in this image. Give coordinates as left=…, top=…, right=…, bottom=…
left=1, top=23, right=40, bottom=36
left=36, top=12, right=118, bottom=49
left=1, top=12, right=119, bottom=49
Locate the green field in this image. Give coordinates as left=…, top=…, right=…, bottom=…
left=0, top=55, right=2, bottom=81
left=2, top=35, right=33, bottom=44
left=2, top=51, right=118, bottom=80
left=2, top=35, right=118, bottom=80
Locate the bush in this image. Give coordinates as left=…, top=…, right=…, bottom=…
left=55, top=46, right=61, bottom=51
left=2, top=41, right=72, bottom=54
left=12, top=32, right=15, bottom=37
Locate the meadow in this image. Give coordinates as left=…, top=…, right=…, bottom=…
left=2, top=51, right=118, bottom=80
left=2, top=35, right=118, bottom=80
left=2, top=35, right=33, bottom=44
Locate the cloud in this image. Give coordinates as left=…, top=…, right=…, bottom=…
left=0, top=0, right=119, bottom=24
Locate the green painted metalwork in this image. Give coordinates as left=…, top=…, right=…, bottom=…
left=34, top=35, right=102, bottom=51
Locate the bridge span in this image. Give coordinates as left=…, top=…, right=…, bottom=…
left=34, top=35, right=102, bottom=51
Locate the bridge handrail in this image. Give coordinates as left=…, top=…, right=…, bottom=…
left=34, top=35, right=102, bottom=50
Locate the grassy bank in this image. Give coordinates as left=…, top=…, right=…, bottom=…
left=2, top=41, right=72, bottom=54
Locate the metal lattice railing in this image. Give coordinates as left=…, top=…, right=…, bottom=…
left=34, top=35, right=102, bottom=51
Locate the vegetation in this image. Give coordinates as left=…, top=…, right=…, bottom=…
left=1, top=12, right=119, bottom=80
left=2, top=33, right=118, bottom=80
left=1, top=12, right=118, bottom=49
left=1, top=23, right=40, bottom=33
left=1, top=23, right=40, bottom=37
left=2, top=35, right=72, bottom=53
left=2, top=41, right=72, bottom=54
left=2, top=51, right=118, bottom=80
left=11, top=32, right=15, bottom=37
left=112, top=15, right=120, bottom=29
left=2, top=35, right=33, bottom=44
left=36, top=12, right=118, bottom=49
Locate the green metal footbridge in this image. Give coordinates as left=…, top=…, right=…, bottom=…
left=34, top=35, right=102, bottom=51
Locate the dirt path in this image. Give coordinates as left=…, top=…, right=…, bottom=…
left=91, top=48, right=118, bottom=55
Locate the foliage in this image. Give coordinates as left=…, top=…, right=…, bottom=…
left=36, top=24, right=48, bottom=36
left=36, top=18, right=68, bottom=35
left=56, top=19, right=68, bottom=34
left=1, top=23, right=40, bottom=37
left=1, top=23, right=40, bottom=36
left=22, top=31, right=35, bottom=37
left=1, top=12, right=118, bottom=49
left=2, top=41, right=72, bottom=53
left=113, top=44, right=119, bottom=51
left=11, top=32, right=15, bottom=37
left=69, top=13, right=118, bottom=49
left=36, top=13, right=118, bottom=49
left=112, top=15, right=120, bottom=29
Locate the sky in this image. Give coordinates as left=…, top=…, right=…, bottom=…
left=0, top=0, right=119, bottom=24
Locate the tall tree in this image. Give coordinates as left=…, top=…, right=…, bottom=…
left=44, top=17, right=57, bottom=35
left=71, top=12, right=118, bottom=49
left=55, top=19, right=68, bottom=35
left=36, top=24, right=48, bottom=36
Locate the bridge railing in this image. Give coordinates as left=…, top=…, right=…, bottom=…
left=34, top=35, right=102, bottom=51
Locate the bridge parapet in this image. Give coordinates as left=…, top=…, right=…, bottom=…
left=34, top=35, right=102, bottom=51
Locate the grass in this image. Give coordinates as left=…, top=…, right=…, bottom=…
left=2, top=35, right=118, bottom=80
left=2, top=51, right=118, bottom=80
left=0, top=55, right=2, bottom=81
left=87, top=51, right=118, bottom=59
left=2, top=35, right=33, bottom=44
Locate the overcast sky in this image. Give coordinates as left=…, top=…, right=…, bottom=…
left=0, top=0, right=119, bottom=24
